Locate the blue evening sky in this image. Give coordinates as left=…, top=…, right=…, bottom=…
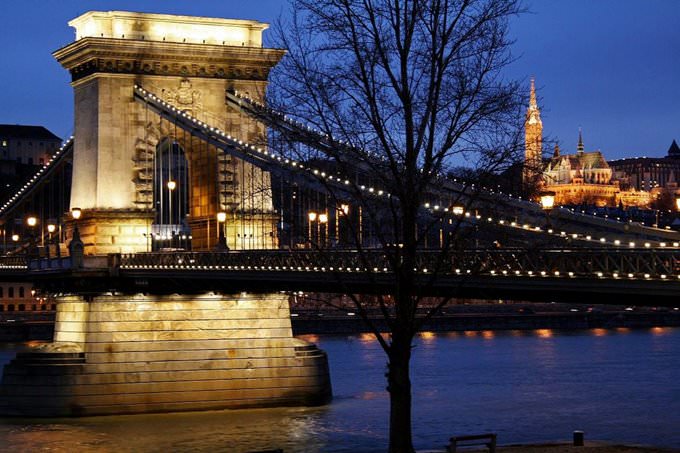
left=0, top=0, right=677, bottom=160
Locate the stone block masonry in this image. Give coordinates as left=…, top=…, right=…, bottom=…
left=0, top=292, right=331, bottom=416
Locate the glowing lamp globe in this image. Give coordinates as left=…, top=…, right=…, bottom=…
left=540, top=191, right=556, bottom=211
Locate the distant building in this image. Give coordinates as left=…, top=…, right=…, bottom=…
left=0, top=283, right=55, bottom=312
left=524, top=82, right=618, bottom=206
left=542, top=131, right=618, bottom=206
left=0, top=124, right=62, bottom=167
left=0, top=124, right=62, bottom=204
left=609, top=140, right=680, bottom=192
left=523, top=81, right=678, bottom=208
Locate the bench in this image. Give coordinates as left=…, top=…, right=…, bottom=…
left=448, top=433, right=497, bottom=452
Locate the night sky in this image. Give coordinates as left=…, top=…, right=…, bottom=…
left=0, top=0, right=677, bottom=160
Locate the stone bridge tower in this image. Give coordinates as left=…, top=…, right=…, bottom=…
left=53, top=11, right=284, bottom=254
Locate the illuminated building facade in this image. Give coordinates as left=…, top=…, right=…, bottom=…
left=524, top=81, right=678, bottom=208
left=541, top=130, right=618, bottom=206
left=609, top=140, right=680, bottom=191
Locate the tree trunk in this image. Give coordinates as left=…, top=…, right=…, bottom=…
left=387, top=328, right=415, bottom=453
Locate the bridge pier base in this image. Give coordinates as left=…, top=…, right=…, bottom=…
left=0, top=292, right=331, bottom=416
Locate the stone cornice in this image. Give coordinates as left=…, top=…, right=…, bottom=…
left=53, top=38, right=285, bottom=82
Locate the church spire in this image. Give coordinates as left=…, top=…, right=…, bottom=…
left=577, top=128, right=584, bottom=154
left=523, top=78, right=543, bottom=190
left=526, top=78, right=541, bottom=125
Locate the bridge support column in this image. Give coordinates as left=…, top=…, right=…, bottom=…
left=0, top=292, right=331, bottom=416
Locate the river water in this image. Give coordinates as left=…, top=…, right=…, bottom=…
left=0, top=328, right=679, bottom=452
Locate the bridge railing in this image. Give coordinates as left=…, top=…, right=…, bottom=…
left=118, top=248, right=680, bottom=280
left=0, top=256, right=29, bottom=271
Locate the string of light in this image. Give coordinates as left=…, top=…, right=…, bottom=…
left=136, top=85, right=680, bottom=250
left=0, top=137, right=74, bottom=216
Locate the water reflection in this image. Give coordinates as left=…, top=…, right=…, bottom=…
left=359, top=332, right=375, bottom=342
left=0, top=328, right=679, bottom=451
left=419, top=331, right=436, bottom=342
left=534, top=328, right=553, bottom=338
left=481, top=330, right=495, bottom=340
left=651, top=326, right=670, bottom=336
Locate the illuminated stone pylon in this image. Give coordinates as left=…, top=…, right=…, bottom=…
left=54, top=11, right=284, bottom=253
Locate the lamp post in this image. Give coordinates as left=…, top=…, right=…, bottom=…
left=318, top=213, right=328, bottom=247
left=337, top=204, right=349, bottom=245
left=70, top=207, right=82, bottom=240
left=216, top=211, right=228, bottom=250
left=167, top=180, right=176, bottom=246
left=26, top=216, right=37, bottom=257
left=540, top=191, right=556, bottom=230
left=308, top=211, right=317, bottom=247
left=46, top=223, right=56, bottom=258
left=11, top=234, right=19, bottom=252
left=69, top=207, right=84, bottom=265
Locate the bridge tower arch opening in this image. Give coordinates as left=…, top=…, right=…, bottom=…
left=153, top=137, right=189, bottom=250
left=53, top=10, right=284, bottom=254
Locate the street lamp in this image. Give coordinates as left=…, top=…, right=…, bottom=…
left=540, top=191, right=556, bottom=230
left=216, top=211, right=228, bottom=250
left=70, top=207, right=82, bottom=243
left=336, top=204, right=349, bottom=244
left=675, top=194, right=680, bottom=211
left=451, top=206, right=464, bottom=216
left=26, top=216, right=38, bottom=257
left=318, top=213, right=328, bottom=247
left=540, top=191, right=556, bottom=211
left=167, top=180, right=176, bottom=247
left=308, top=211, right=317, bottom=246
left=46, top=223, right=56, bottom=256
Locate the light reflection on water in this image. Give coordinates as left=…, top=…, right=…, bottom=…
left=0, top=328, right=679, bottom=452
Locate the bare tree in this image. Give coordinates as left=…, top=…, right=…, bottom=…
left=269, top=1, right=524, bottom=451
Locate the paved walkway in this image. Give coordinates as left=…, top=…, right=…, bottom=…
left=496, top=443, right=678, bottom=452
left=421, top=442, right=679, bottom=453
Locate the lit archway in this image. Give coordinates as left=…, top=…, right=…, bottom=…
left=153, top=138, right=190, bottom=250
